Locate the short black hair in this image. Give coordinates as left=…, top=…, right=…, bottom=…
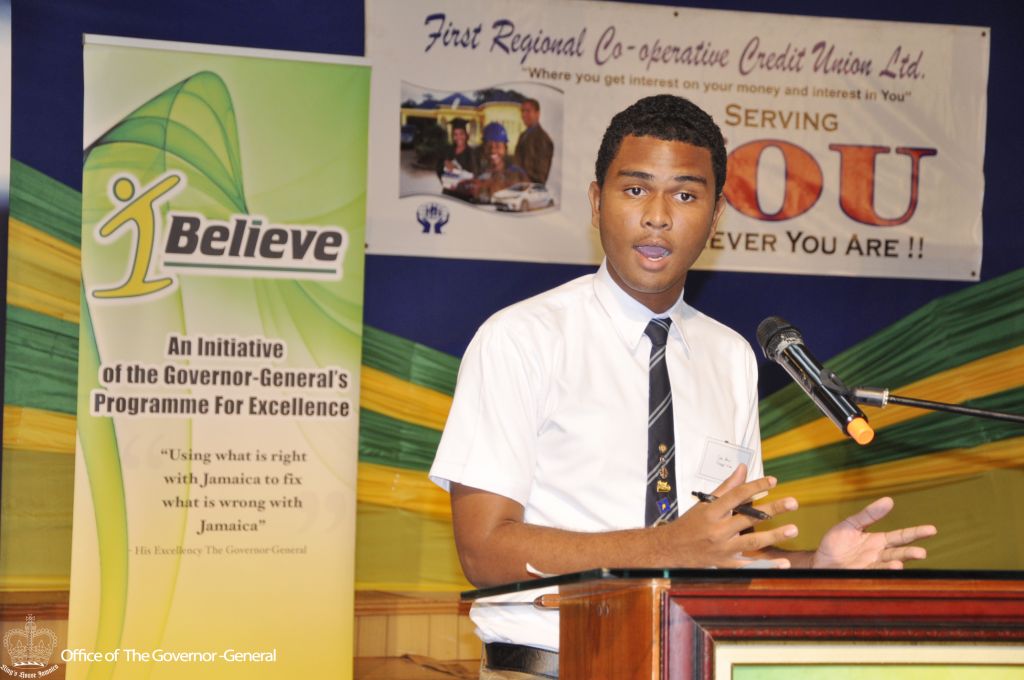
left=522, top=97, right=540, bottom=111
left=594, top=95, right=726, bottom=195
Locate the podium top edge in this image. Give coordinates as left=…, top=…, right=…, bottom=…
left=461, top=568, right=1024, bottom=600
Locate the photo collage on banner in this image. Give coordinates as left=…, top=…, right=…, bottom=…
left=70, top=36, right=369, bottom=679
left=367, top=0, right=989, bottom=280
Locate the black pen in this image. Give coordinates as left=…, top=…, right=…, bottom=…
left=691, top=490, right=770, bottom=520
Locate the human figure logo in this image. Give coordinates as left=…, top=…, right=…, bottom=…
left=416, top=202, right=449, bottom=234
left=93, top=172, right=184, bottom=300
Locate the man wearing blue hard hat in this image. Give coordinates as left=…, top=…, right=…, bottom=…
left=473, top=122, right=529, bottom=203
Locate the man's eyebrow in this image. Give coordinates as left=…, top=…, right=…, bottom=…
left=616, top=169, right=708, bottom=184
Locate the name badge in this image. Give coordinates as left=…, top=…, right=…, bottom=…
left=696, top=438, right=754, bottom=483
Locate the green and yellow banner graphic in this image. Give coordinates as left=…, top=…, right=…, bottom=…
left=3, top=146, right=1024, bottom=607
left=66, top=36, right=369, bottom=678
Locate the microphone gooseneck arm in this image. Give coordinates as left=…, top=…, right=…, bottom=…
left=851, top=387, right=1024, bottom=425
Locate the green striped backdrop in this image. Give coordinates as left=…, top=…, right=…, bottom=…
left=3, top=159, right=1023, bottom=595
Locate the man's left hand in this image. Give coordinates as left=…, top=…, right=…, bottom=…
left=811, top=497, right=937, bottom=569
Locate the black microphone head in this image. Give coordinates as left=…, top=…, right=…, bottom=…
left=756, top=316, right=801, bottom=361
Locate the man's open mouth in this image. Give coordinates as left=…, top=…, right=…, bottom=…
left=635, top=244, right=670, bottom=260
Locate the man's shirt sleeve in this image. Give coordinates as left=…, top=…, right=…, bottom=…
left=429, top=316, right=543, bottom=507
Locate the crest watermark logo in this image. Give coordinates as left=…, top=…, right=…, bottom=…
left=2, top=615, right=59, bottom=677
left=91, top=171, right=350, bottom=302
left=416, top=202, right=449, bottom=234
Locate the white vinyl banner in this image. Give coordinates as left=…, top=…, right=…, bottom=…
left=366, top=0, right=989, bottom=280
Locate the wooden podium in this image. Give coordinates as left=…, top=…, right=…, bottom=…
left=467, top=569, right=1024, bottom=679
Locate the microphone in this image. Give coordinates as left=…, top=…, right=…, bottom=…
left=756, top=316, right=874, bottom=445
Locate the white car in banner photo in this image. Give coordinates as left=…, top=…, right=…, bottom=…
left=440, top=161, right=474, bottom=191
left=492, top=183, right=555, bottom=212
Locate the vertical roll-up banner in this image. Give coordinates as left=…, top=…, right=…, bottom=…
left=69, top=36, right=369, bottom=679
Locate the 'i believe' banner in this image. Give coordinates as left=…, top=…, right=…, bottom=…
left=367, top=0, right=988, bottom=280
left=69, top=36, right=369, bottom=679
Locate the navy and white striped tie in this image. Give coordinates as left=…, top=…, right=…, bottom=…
left=644, top=317, right=677, bottom=526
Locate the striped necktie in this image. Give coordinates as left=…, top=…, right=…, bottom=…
left=644, top=317, right=677, bottom=526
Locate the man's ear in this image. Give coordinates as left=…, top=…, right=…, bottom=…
left=709, top=193, right=727, bottom=239
left=588, top=181, right=602, bottom=230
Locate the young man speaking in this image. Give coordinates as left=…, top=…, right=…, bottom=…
left=430, top=95, right=936, bottom=679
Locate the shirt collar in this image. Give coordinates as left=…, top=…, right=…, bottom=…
left=593, top=260, right=692, bottom=353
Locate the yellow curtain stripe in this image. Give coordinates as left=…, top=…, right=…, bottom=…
left=772, top=435, right=1024, bottom=505
left=356, top=461, right=452, bottom=520
left=6, top=217, right=81, bottom=323
left=763, top=345, right=1024, bottom=460
left=353, top=579, right=467, bottom=593
left=359, top=365, right=453, bottom=431
left=355, top=502, right=470, bottom=592
left=0, top=575, right=71, bottom=592
left=3, top=405, right=76, bottom=454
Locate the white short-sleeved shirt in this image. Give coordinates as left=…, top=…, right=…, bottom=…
left=429, top=261, right=763, bottom=650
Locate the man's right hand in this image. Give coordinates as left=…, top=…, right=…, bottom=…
left=659, top=464, right=799, bottom=569
left=449, top=464, right=800, bottom=587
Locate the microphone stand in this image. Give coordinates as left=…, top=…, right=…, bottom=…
left=850, top=387, right=1024, bottom=425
